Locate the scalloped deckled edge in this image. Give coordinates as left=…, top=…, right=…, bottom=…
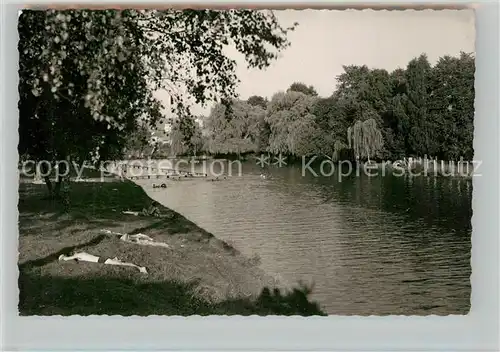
left=4, top=4, right=497, bottom=352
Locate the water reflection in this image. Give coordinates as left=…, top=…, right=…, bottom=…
left=136, top=160, right=471, bottom=315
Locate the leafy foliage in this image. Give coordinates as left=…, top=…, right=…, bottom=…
left=204, top=100, right=265, bottom=155
left=199, top=52, right=474, bottom=163
left=247, top=95, right=268, bottom=109
left=287, top=82, right=319, bottom=96
left=123, top=123, right=152, bottom=158
left=347, top=118, right=384, bottom=161
left=265, top=91, right=320, bottom=156
left=18, top=9, right=296, bottom=193
left=427, top=53, right=475, bottom=160
left=169, top=116, right=204, bottom=156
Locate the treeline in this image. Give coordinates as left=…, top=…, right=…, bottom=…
left=137, top=52, right=474, bottom=162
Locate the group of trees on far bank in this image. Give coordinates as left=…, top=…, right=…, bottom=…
left=180, top=52, right=473, bottom=162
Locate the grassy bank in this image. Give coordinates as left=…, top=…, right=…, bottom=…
left=18, top=176, right=325, bottom=316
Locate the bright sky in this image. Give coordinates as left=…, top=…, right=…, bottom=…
left=156, top=9, right=475, bottom=117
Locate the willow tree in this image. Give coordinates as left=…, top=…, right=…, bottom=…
left=347, top=118, right=383, bottom=162
left=266, top=91, right=320, bottom=156
left=204, top=100, right=265, bottom=156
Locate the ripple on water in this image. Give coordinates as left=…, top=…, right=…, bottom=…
left=136, top=162, right=471, bottom=315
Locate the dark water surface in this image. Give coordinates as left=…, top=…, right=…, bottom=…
left=134, top=160, right=472, bottom=315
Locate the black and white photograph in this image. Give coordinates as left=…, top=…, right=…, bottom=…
left=17, top=8, right=475, bottom=316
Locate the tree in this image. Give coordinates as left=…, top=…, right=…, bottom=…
left=266, top=91, right=320, bottom=156
left=19, top=9, right=296, bottom=196
left=347, top=118, right=384, bottom=162
left=312, top=96, right=348, bottom=160
left=287, top=82, right=318, bottom=96
left=276, top=53, right=475, bottom=164
left=381, top=68, right=409, bottom=160
left=204, top=100, right=265, bottom=156
left=189, top=118, right=205, bottom=157
left=168, top=116, right=204, bottom=157
left=246, top=96, right=271, bottom=151
left=169, top=121, right=187, bottom=157
left=404, top=54, right=435, bottom=156
left=123, top=123, right=152, bottom=158
left=19, top=10, right=160, bottom=196
left=427, top=52, right=475, bottom=160
left=247, top=95, right=268, bottom=109
left=334, top=65, right=390, bottom=128
left=311, top=65, right=390, bottom=161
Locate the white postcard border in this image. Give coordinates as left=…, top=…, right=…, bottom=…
left=1, top=1, right=498, bottom=351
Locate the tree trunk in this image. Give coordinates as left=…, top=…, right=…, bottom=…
left=40, top=162, right=53, bottom=196
left=54, top=176, right=63, bottom=197
left=40, top=161, right=65, bottom=199
left=150, top=144, right=158, bottom=158
left=44, top=176, right=53, bottom=195
left=44, top=176, right=65, bottom=199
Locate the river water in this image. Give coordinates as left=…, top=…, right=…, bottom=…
left=130, top=159, right=472, bottom=315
